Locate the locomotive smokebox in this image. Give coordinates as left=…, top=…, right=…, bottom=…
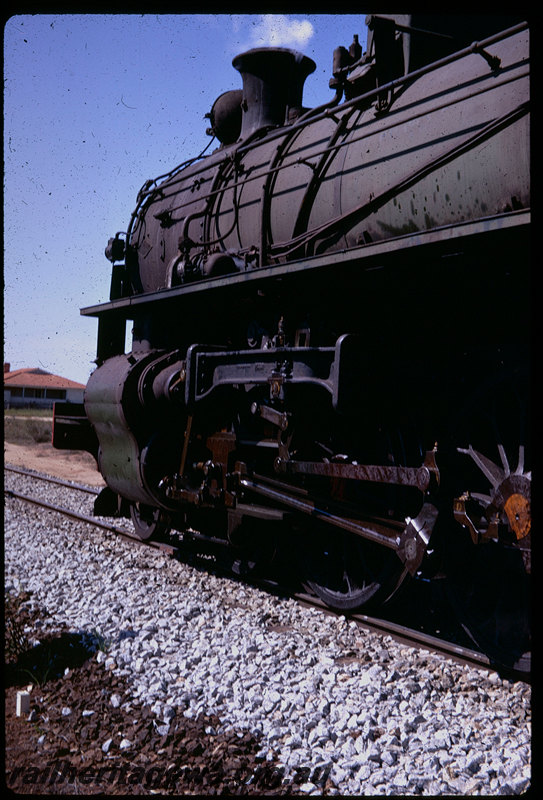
left=233, top=47, right=316, bottom=139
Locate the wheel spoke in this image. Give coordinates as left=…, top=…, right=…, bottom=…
left=301, top=526, right=405, bottom=612
left=497, top=443, right=510, bottom=476
left=515, top=444, right=525, bottom=475
left=457, top=445, right=504, bottom=489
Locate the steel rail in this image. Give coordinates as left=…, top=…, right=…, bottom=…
left=292, top=590, right=495, bottom=670
left=5, top=465, right=99, bottom=494
left=4, top=487, right=178, bottom=556
left=5, top=468, right=529, bottom=678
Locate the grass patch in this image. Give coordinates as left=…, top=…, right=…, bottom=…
left=5, top=591, right=34, bottom=663
left=4, top=408, right=53, bottom=417
left=4, top=415, right=52, bottom=444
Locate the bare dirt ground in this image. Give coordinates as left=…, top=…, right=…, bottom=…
left=4, top=441, right=105, bottom=486
left=4, top=442, right=298, bottom=794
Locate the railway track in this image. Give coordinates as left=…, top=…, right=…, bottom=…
left=5, top=464, right=529, bottom=680
left=5, top=467, right=178, bottom=557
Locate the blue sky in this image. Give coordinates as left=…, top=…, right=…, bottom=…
left=4, top=14, right=368, bottom=384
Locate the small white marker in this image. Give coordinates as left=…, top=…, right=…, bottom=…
left=16, top=691, right=31, bottom=717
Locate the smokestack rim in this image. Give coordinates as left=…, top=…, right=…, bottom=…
left=232, top=47, right=316, bottom=79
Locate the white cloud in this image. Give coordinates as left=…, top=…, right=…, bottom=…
left=247, top=15, right=314, bottom=49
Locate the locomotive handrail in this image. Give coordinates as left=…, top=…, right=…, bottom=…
left=290, top=111, right=353, bottom=252
left=269, top=100, right=529, bottom=258
left=237, top=21, right=528, bottom=149
left=131, top=19, right=528, bottom=215
left=204, top=151, right=242, bottom=249
left=124, top=19, right=529, bottom=255
left=159, top=94, right=529, bottom=262
left=138, top=61, right=529, bottom=242
left=127, top=137, right=217, bottom=251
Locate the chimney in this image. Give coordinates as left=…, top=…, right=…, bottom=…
left=4, top=363, right=10, bottom=374
left=232, top=48, right=316, bottom=140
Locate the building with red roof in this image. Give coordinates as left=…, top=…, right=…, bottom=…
left=3, top=363, right=85, bottom=409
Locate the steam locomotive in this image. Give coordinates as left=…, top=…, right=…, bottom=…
left=54, top=14, right=530, bottom=666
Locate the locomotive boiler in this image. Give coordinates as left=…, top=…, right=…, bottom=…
left=54, top=14, right=530, bottom=666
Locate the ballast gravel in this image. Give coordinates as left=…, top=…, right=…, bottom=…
left=5, top=470, right=531, bottom=795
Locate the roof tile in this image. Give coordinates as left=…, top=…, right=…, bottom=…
left=3, top=368, right=86, bottom=390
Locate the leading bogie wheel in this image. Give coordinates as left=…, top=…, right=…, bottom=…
left=129, top=502, right=171, bottom=541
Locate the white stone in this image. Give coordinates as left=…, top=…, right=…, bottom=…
left=3, top=472, right=532, bottom=799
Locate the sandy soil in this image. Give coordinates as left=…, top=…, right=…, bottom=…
left=4, top=441, right=105, bottom=487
